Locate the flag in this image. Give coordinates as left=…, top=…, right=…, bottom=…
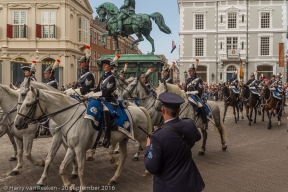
left=279, top=43, right=284, bottom=67
left=171, top=40, right=176, bottom=53
left=239, top=59, right=244, bottom=80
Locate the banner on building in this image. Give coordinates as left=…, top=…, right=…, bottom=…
left=239, top=59, right=244, bottom=80
left=279, top=43, right=284, bottom=67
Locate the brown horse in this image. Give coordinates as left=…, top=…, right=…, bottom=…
left=260, top=85, right=282, bottom=129
left=240, top=85, right=259, bottom=126
left=221, top=85, right=244, bottom=123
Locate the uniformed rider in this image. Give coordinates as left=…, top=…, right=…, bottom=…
left=91, top=58, right=117, bottom=148
left=140, top=68, right=153, bottom=90
left=270, top=75, right=276, bottom=86
left=116, top=0, right=136, bottom=34
left=276, top=73, right=284, bottom=104
left=246, top=72, right=261, bottom=104
left=21, top=60, right=37, bottom=81
left=65, top=46, right=95, bottom=97
left=43, top=59, right=60, bottom=90
left=184, top=60, right=208, bottom=129
left=161, top=64, right=173, bottom=84
left=228, top=72, right=240, bottom=103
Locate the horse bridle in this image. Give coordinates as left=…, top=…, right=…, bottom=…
left=0, top=103, right=18, bottom=124
left=17, top=89, right=81, bottom=125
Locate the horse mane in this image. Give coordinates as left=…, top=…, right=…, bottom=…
left=98, top=2, right=119, bottom=15
left=30, top=81, right=60, bottom=92
left=157, top=83, right=186, bottom=99
left=41, top=89, right=70, bottom=99
left=0, top=85, right=19, bottom=97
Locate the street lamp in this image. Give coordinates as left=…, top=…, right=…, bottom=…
left=211, top=73, right=215, bottom=81
left=184, top=71, right=188, bottom=79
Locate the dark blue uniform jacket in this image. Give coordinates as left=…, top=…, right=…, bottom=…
left=144, top=118, right=205, bottom=192
left=47, top=76, right=58, bottom=90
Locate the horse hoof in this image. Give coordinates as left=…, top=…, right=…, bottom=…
left=9, top=157, right=17, bottom=161
left=33, top=185, right=43, bottom=191
left=114, top=150, right=120, bottom=154
left=86, top=156, right=94, bottom=161
left=132, top=157, right=139, bottom=161
left=222, top=145, right=227, bottom=151
left=108, top=180, right=117, bottom=186
left=10, top=171, right=19, bottom=176
left=110, top=157, right=116, bottom=164
left=278, top=122, right=281, bottom=126
left=198, top=151, right=205, bottom=156
left=70, top=174, right=78, bottom=179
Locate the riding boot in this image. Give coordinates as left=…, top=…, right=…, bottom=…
left=200, top=106, right=208, bottom=129
left=102, top=111, right=111, bottom=148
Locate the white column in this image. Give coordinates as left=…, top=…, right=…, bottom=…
left=1, top=45, right=11, bottom=85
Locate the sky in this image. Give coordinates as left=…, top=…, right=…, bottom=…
left=88, top=0, right=179, bottom=63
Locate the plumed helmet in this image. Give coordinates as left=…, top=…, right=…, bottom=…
left=253, top=70, right=257, bottom=76
left=250, top=72, right=255, bottom=77
left=188, top=59, right=199, bottom=71
left=111, top=54, right=121, bottom=66
left=78, top=56, right=87, bottom=63
left=100, top=58, right=113, bottom=66
left=140, top=68, right=153, bottom=78
left=44, top=59, right=60, bottom=74
left=120, top=62, right=128, bottom=74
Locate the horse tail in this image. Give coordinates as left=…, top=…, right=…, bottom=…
left=139, top=107, right=152, bottom=134
left=218, top=118, right=227, bottom=143
left=149, top=12, right=172, bottom=34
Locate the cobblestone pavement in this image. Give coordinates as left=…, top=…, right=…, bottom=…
left=0, top=101, right=287, bottom=192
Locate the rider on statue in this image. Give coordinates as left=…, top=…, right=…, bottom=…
left=116, top=0, right=136, bottom=34
left=228, top=71, right=240, bottom=104
left=65, top=46, right=95, bottom=97
left=43, top=59, right=60, bottom=90
left=185, top=59, right=208, bottom=129
left=21, top=60, right=37, bottom=81
left=161, top=62, right=174, bottom=84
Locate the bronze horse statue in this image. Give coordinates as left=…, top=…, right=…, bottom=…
left=96, top=2, right=171, bottom=54
left=221, top=85, right=244, bottom=123
left=260, top=84, right=283, bottom=129
left=240, top=84, right=259, bottom=126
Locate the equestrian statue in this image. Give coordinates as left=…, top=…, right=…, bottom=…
left=96, top=0, right=172, bottom=55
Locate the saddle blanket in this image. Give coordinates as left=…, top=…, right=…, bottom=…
left=277, top=87, right=283, bottom=93
left=188, top=95, right=216, bottom=125
left=84, top=99, right=135, bottom=140
left=232, top=88, right=240, bottom=94
left=272, top=90, right=282, bottom=100
left=250, top=89, right=260, bottom=96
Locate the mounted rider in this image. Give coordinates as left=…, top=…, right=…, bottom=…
left=65, top=46, right=95, bottom=97
left=185, top=59, right=208, bottom=129
left=269, top=74, right=276, bottom=85
left=276, top=73, right=284, bottom=104
left=161, top=62, right=174, bottom=84
left=140, top=68, right=153, bottom=90
left=116, top=0, right=136, bottom=34
left=228, top=71, right=240, bottom=104
left=43, top=59, right=60, bottom=90
left=21, top=60, right=37, bottom=81
left=246, top=71, right=262, bottom=104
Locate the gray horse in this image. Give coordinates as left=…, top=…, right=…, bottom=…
left=15, top=86, right=152, bottom=189
left=155, top=81, right=227, bottom=155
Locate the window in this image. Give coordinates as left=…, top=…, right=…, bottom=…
left=261, top=12, right=270, bottom=28
left=227, top=65, right=237, bottom=72
left=227, top=12, right=237, bottom=28
left=195, top=38, right=204, bottom=56
left=98, top=52, right=101, bottom=58
left=260, top=37, right=269, bottom=55
left=241, top=42, right=244, bottom=50
left=107, top=38, right=110, bottom=50
left=13, top=11, right=27, bottom=38
left=220, top=42, right=223, bottom=50
left=242, top=14, right=244, bottom=23
left=113, top=42, right=115, bottom=50
left=41, top=11, right=56, bottom=38
left=90, top=29, right=92, bottom=42
left=220, top=15, right=223, bottom=23
left=226, top=37, right=238, bottom=50
left=195, top=14, right=204, bottom=30
left=257, top=65, right=273, bottom=79
left=98, top=35, right=101, bottom=44
left=94, top=51, right=96, bottom=61
left=94, top=32, right=96, bottom=44
left=78, top=17, right=88, bottom=43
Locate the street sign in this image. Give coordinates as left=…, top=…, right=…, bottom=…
left=227, top=50, right=240, bottom=59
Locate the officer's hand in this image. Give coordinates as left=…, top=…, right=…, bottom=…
left=146, top=137, right=151, bottom=147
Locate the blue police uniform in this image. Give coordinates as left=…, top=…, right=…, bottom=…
left=144, top=92, right=205, bottom=192
left=77, top=68, right=95, bottom=95
left=161, top=76, right=173, bottom=84
left=229, top=76, right=239, bottom=93
left=93, top=71, right=116, bottom=102
left=47, top=76, right=58, bottom=90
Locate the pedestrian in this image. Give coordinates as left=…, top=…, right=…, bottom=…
left=144, top=92, right=205, bottom=192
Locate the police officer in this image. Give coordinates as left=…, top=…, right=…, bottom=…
left=228, top=72, right=240, bottom=103
left=65, top=46, right=95, bottom=97
left=184, top=61, right=208, bottom=129
left=144, top=92, right=205, bottom=192
left=43, top=59, right=60, bottom=90
left=21, top=60, right=37, bottom=81
left=92, top=58, right=117, bottom=148
left=270, top=75, right=276, bottom=86
left=161, top=66, right=173, bottom=84
left=246, top=72, right=261, bottom=104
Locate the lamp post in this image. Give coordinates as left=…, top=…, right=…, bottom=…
left=184, top=71, right=188, bottom=80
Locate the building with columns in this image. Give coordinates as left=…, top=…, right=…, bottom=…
left=178, top=0, right=287, bottom=84
left=0, top=0, right=93, bottom=87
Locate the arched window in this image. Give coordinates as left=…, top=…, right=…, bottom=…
left=227, top=65, right=237, bottom=72
left=257, top=65, right=273, bottom=79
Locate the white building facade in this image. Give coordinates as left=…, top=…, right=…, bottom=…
left=0, top=0, right=93, bottom=87
left=178, top=0, right=287, bottom=84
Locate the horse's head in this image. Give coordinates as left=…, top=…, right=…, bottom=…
left=260, top=83, right=269, bottom=98
left=122, top=77, right=150, bottom=100
left=240, top=84, right=249, bottom=99
left=96, top=6, right=107, bottom=22
left=96, top=3, right=119, bottom=22
left=15, top=86, right=41, bottom=130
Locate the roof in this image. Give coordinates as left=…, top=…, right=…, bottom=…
left=97, top=54, right=167, bottom=64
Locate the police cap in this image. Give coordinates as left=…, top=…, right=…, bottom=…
left=159, top=92, right=184, bottom=110
left=21, top=66, right=31, bottom=71
left=101, top=58, right=113, bottom=65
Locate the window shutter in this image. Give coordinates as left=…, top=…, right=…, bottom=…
left=7, top=24, right=13, bottom=38
left=36, top=24, right=42, bottom=38
left=23, top=24, right=27, bottom=38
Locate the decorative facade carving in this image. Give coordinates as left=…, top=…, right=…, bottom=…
left=225, top=6, right=240, bottom=12
left=8, top=3, right=31, bottom=9
left=36, top=3, right=60, bottom=9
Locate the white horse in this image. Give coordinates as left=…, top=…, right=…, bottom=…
left=18, top=78, right=79, bottom=186
left=0, top=110, right=18, bottom=161
left=155, top=82, right=227, bottom=155
left=15, top=86, right=152, bottom=190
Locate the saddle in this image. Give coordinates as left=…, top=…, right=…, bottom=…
left=271, top=90, right=282, bottom=100
left=249, top=87, right=260, bottom=96
left=229, top=86, right=239, bottom=94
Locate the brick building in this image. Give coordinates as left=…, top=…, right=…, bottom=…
left=90, top=16, right=142, bottom=83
